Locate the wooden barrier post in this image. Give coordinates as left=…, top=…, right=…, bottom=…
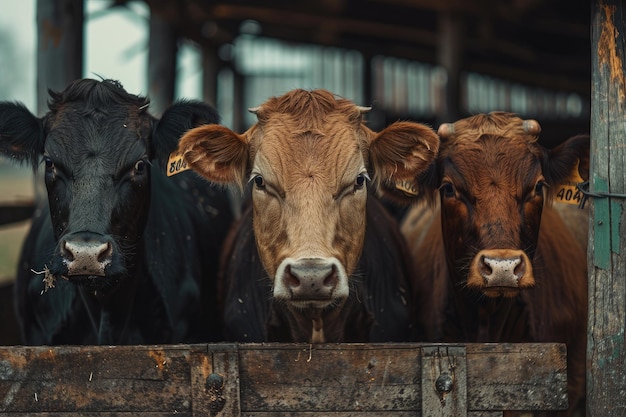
left=589, top=1, right=626, bottom=415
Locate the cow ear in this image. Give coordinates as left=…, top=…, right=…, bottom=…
left=368, top=121, right=439, bottom=204
left=0, top=102, right=44, bottom=168
left=178, top=124, right=249, bottom=188
left=152, top=100, right=221, bottom=166
left=544, top=134, right=590, bottom=187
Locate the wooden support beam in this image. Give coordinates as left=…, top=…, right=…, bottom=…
left=437, top=12, right=464, bottom=123
left=148, top=11, right=177, bottom=116
left=36, top=0, right=83, bottom=117
left=588, top=1, right=626, bottom=415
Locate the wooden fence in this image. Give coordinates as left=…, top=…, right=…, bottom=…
left=0, top=343, right=567, bottom=416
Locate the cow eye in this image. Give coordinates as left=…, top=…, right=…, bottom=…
left=253, top=175, right=265, bottom=189
left=534, top=180, right=546, bottom=195
left=43, top=157, right=54, bottom=171
left=440, top=182, right=455, bottom=198
left=134, top=160, right=146, bottom=174
left=354, top=173, right=368, bottom=190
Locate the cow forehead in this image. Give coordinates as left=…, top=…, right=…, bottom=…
left=45, top=104, right=150, bottom=171
left=441, top=134, right=543, bottom=191
left=251, top=115, right=367, bottom=189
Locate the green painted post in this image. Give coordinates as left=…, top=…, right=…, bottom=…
left=589, top=1, right=626, bottom=415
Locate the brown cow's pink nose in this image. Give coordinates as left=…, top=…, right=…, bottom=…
left=479, top=254, right=525, bottom=287
left=467, top=249, right=535, bottom=294
left=60, top=233, right=113, bottom=276
left=275, top=257, right=349, bottom=302
left=285, top=259, right=338, bottom=299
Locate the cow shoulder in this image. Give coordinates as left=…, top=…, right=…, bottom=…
left=535, top=206, right=588, bottom=323
left=402, top=204, right=449, bottom=341
left=220, top=202, right=272, bottom=342
left=359, top=195, right=416, bottom=341
left=0, top=102, right=44, bottom=166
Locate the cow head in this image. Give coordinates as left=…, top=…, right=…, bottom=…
left=179, top=89, right=438, bottom=335
left=419, top=112, right=589, bottom=298
left=0, top=78, right=219, bottom=294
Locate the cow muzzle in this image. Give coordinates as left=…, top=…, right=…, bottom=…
left=60, top=232, right=114, bottom=277
left=274, top=257, right=350, bottom=308
left=467, top=249, right=535, bottom=297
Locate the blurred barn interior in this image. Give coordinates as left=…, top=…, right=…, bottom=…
left=137, top=0, right=590, bottom=146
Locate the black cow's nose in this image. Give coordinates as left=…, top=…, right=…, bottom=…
left=60, top=232, right=114, bottom=276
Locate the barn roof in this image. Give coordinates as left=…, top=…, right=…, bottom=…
left=136, top=0, right=590, bottom=97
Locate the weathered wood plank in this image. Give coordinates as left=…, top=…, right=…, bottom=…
left=238, top=344, right=420, bottom=413
left=236, top=414, right=501, bottom=417
left=465, top=344, right=568, bottom=412
left=0, top=343, right=566, bottom=415
left=0, top=345, right=195, bottom=414
left=0, top=414, right=189, bottom=417
left=589, top=1, right=626, bottom=416
left=236, top=343, right=566, bottom=414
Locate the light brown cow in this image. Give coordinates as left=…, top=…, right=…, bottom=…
left=400, top=112, right=588, bottom=416
left=178, top=89, right=439, bottom=343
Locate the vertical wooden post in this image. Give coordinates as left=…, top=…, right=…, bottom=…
left=148, top=11, right=177, bottom=117
left=36, top=0, right=83, bottom=116
left=588, top=1, right=626, bottom=415
left=202, top=45, right=220, bottom=108
left=421, top=346, right=467, bottom=417
left=437, top=12, right=464, bottom=124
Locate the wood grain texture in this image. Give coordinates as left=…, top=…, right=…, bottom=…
left=589, top=1, right=626, bottom=415
left=0, top=343, right=566, bottom=416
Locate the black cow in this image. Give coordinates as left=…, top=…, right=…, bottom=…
left=0, top=78, right=233, bottom=345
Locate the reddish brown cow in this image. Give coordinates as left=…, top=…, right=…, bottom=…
left=178, top=89, right=439, bottom=343
left=400, top=112, right=588, bottom=416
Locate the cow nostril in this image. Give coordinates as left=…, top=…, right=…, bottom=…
left=61, top=240, right=75, bottom=261
left=323, top=265, right=338, bottom=288
left=479, top=255, right=492, bottom=277
left=513, top=257, right=526, bottom=279
left=97, top=242, right=113, bottom=262
left=284, top=266, right=301, bottom=289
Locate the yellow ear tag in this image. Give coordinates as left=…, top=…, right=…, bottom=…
left=395, top=179, right=419, bottom=197
left=554, top=160, right=585, bottom=205
left=166, top=150, right=191, bottom=177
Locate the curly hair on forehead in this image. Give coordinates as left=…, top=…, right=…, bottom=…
left=450, top=112, right=538, bottom=142
left=47, top=78, right=149, bottom=115
left=252, top=89, right=364, bottom=126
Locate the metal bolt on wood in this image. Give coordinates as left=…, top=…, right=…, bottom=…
left=206, top=373, right=226, bottom=415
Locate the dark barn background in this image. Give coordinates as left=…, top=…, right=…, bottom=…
left=139, top=0, right=591, bottom=145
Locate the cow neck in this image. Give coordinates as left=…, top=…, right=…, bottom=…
left=446, top=285, right=531, bottom=343
left=77, top=255, right=143, bottom=344
left=269, top=290, right=371, bottom=343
